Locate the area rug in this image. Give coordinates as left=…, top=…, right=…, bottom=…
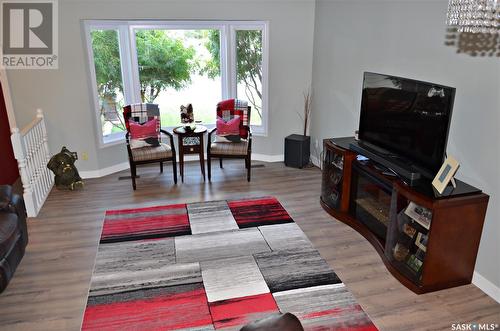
left=82, top=196, right=378, bottom=331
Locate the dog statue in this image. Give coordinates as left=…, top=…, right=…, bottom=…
left=47, top=146, right=84, bottom=190
left=180, top=103, right=194, bottom=124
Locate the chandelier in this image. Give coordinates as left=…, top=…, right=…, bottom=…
left=447, top=0, right=499, bottom=34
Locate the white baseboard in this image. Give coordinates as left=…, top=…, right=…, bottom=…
left=80, top=161, right=130, bottom=179
left=178, top=154, right=283, bottom=163
left=253, top=153, right=283, bottom=163
left=311, top=155, right=320, bottom=168
left=472, top=271, right=500, bottom=303
left=80, top=154, right=284, bottom=179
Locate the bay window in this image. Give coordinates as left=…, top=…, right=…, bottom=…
left=84, top=20, right=269, bottom=147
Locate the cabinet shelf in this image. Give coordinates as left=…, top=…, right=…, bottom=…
left=320, top=137, right=489, bottom=294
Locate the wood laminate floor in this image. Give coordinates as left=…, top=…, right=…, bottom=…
left=0, top=161, right=498, bottom=330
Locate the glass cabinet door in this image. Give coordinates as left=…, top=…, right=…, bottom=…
left=349, top=164, right=392, bottom=243
left=385, top=192, right=432, bottom=284
left=321, top=147, right=344, bottom=210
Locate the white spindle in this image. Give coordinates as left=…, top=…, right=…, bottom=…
left=10, top=109, right=54, bottom=217
left=34, top=124, right=44, bottom=206
left=28, top=129, right=39, bottom=206
left=39, top=109, right=51, bottom=196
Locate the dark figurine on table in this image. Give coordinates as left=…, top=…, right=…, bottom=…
left=180, top=103, right=195, bottom=131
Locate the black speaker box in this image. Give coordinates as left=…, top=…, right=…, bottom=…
left=284, top=134, right=310, bottom=168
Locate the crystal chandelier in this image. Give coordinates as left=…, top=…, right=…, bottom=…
left=447, top=0, right=499, bottom=34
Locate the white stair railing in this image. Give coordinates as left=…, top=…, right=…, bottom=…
left=10, top=109, right=54, bottom=217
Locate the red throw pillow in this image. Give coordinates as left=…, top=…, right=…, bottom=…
left=129, top=118, right=160, bottom=148
left=216, top=116, right=241, bottom=143
left=216, top=116, right=240, bottom=135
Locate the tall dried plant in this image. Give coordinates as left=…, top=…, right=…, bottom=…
left=302, top=88, right=312, bottom=136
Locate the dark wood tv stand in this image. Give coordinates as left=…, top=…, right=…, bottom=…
left=320, top=137, right=489, bottom=294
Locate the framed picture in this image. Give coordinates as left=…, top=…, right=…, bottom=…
left=404, top=201, right=432, bottom=230
left=403, top=223, right=417, bottom=238
left=432, top=156, right=460, bottom=195
left=406, top=254, right=424, bottom=273
left=415, top=232, right=428, bottom=252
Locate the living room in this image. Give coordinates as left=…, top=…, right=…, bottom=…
left=0, top=0, right=499, bottom=330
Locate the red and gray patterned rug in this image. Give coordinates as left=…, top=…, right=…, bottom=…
left=82, top=196, right=378, bottom=330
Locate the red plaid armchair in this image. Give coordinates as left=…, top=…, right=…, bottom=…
left=123, top=103, right=177, bottom=190
left=207, top=99, right=252, bottom=182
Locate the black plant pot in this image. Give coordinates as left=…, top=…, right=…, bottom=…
left=284, top=134, right=310, bottom=168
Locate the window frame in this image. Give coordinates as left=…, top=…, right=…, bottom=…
left=230, top=24, right=269, bottom=135
left=84, top=20, right=269, bottom=148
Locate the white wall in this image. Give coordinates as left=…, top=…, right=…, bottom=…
left=311, top=0, right=500, bottom=293
left=7, top=0, right=316, bottom=171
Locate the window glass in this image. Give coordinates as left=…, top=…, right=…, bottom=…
left=90, top=29, right=126, bottom=138
left=236, top=29, right=263, bottom=126
left=135, top=29, right=222, bottom=127
left=86, top=21, right=268, bottom=146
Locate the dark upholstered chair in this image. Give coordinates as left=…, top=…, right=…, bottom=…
left=123, top=104, right=177, bottom=190
left=241, top=313, right=304, bottom=331
left=0, top=185, right=28, bottom=293
left=207, top=99, right=252, bottom=182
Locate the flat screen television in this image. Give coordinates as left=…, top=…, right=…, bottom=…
left=358, top=72, right=455, bottom=178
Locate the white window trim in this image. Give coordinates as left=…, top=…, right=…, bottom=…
left=84, top=20, right=269, bottom=148
left=229, top=23, right=269, bottom=136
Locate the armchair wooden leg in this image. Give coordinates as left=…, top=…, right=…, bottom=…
left=131, top=164, right=137, bottom=190
left=247, top=155, right=251, bottom=182
left=207, top=155, right=212, bottom=181
left=172, top=158, right=178, bottom=184
left=160, top=162, right=163, bottom=173
left=219, top=158, right=223, bottom=169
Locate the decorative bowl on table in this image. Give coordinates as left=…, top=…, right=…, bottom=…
left=183, top=123, right=196, bottom=132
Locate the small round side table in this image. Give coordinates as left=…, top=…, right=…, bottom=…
left=173, top=125, right=207, bottom=182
